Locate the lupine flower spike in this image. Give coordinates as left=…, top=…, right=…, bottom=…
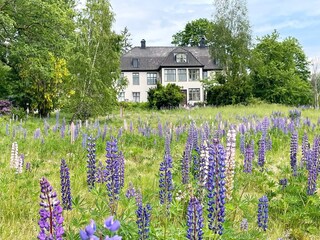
left=225, top=128, right=236, bottom=200
left=257, top=195, right=268, bottom=231
left=38, top=177, right=64, bottom=240
left=60, top=159, right=72, bottom=210
left=80, top=217, right=121, bottom=240
left=186, top=196, right=204, bottom=240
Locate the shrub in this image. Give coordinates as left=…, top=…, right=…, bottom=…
left=0, top=99, right=12, bottom=115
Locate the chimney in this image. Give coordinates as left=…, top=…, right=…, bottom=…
left=141, top=39, right=146, bottom=49
left=199, top=37, right=206, bottom=48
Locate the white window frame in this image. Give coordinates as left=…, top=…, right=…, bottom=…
left=132, top=92, right=140, bottom=102
left=132, top=73, right=139, bottom=85
left=164, top=69, right=176, bottom=82
left=189, top=88, right=200, bottom=101
left=189, top=69, right=200, bottom=81
left=147, top=72, right=157, bottom=85
left=178, top=69, right=187, bottom=82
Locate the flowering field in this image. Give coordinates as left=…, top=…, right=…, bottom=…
left=1, top=104, right=320, bottom=239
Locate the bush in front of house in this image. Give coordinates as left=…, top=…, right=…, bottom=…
left=147, top=83, right=184, bottom=110
left=0, top=99, right=12, bottom=115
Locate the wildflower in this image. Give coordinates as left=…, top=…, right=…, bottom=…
left=207, top=140, right=226, bottom=235
left=60, top=159, right=72, bottom=210
left=125, top=182, right=136, bottom=199
left=26, top=162, right=31, bottom=172
left=279, top=178, right=288, bottom=190
left=80, top=220, right=97, bottom=240
left=80, top=217, right=121, bottom=240
left=87, top=136, right=96, bottom=190
left=38, top=177, right=64, bottom=240
left=257, top=195, right=268, bottom=231
left=240, top=218, right=248, bottom=231
left=258, top=136, right=266, bottom=169
left=225, top=128, right=236, bottom=201
left=136, top=202, right=152, bottom=239
left=10, top=142, right=18, bottom=169
left=244, top=141, right=254, bottom=173
left=290, top=131, right=298, bottom=176
left=301, top=131, right=309, bottom=168
left=307, top=137, right=319, bottom=195
left=104, top=216, right=120, bottom=232
left=96, top=161, right=107, bottom=184
left=186, top=196, right=204, bottom=240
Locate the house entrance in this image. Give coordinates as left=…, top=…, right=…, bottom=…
left=181, top=89, right=187, bottom=106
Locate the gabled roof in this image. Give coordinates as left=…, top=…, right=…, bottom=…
left=121, top=45, right=221, bottom=71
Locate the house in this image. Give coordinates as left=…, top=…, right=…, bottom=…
left=120, top=39, right=221, bottom=104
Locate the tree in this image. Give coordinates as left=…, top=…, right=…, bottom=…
left=120, top=27, right=132, bottom=54
left=67, top=0, right=122, bottom=120
left=310, top=57, right=320, bottom=109
left=250, top=31, right=312, bottom=105
left=171, top=18, right=213, bottom=47
left=147, top=83, right=184, bottom=109
left=209, top=0, right=251, bottom=80
left=0, top=0, right=75, bottom=115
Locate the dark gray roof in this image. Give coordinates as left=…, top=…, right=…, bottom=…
left=121, top=45, right=221, bottom=71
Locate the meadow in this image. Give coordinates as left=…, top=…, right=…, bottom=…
left=1, top=104, right=320, bottom=240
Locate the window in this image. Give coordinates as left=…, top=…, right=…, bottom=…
left=147, top=73, right=157, bottom=85
left=132, top=73, right=139, bottom=85
left=132, top=92, right=140, bottom=102
left=164, top=69, right=176, bottom=82
left=189, top=69, right=200, bottom=81
left=118, top=92, right=125, bottom=102
left=175, top=53, right=187, bottom=63
left=132, top=58, right=139, bottom=68
left=189, top=88, right=200, bottom=101
left=203, top=71, right=208, bottom=79
left=178, top=69, right=187, bottom=82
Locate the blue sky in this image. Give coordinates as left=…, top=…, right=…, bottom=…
left=109, top=0, right=320, bottom=59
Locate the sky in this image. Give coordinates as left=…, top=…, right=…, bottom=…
left=109, top=0, right=320, bottom=60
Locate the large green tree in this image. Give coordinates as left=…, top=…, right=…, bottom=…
left=171, top=18, right=213, bottom=47
left=250, top=31, right=312, bottom=105
left=67, top=0, right=122, bottom=120
left=0, top=0, right=75, bottom=115
left=209, top=0, right=251, bottom=80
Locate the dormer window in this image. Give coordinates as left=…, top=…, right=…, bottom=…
left=132, top=58, right=139, bottom=68
left=175, top=53, right=187, bottom=63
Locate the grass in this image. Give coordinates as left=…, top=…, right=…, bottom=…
left=0, top=103, right=320, bottom=239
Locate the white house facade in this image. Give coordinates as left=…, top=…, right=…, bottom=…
left=120, top=39, right=221, bottom=104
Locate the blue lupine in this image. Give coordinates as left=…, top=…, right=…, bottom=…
left=106, top=138, right=124, bottom=215
left=125, top=182, right=136, bottom=199
left=80, top=217, right=121, bottom=240
left=186, top=196, right=204, bottom=240
left=87, top=136, right=96, bottom=190
left=159, top=134, right=173, bottom=212
left=207, top=139, right=226, bottom=235
left=307, top=137, right=319, bottom=195
left=240, top=218, right=248, bottom=231
left=258, top=136, right=266, bottom=169
left=182, top=141, right=192, bottom=185
left=38, top=177, right=64, bottom=240
left=257, top=195, right=268, bottom=231
left=96, top=161, right=107, bottom=184
left=240, top=134, right=245, bottom=155
left=244, top=141, right=254, bottom=173
left=136, top=202, right=152, bottom=240
left=60, top=159, right=72, bottom=210
left=290, top=131, right=298, bottom=176
left=301, top=131, right=309, bottom=168
left=279, top=178, right=288, bottom=190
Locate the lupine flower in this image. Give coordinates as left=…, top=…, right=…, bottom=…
left=80, top=217, right=121, bottom=240
left=70, top=122, right=75, bottom=144
left=87, top=136, right=96, bottom=190
left=34, top=128, right=41, bottom=139
left=257, top=195, right=268, bottom=231
left=225, top=128, right=236, bottom=201
left=279, top=178, right=288, bottom=190
left=186, top=196, right=204, bottom=240
left=38, top=177, right=64, bottom=240
left=301, top=131, right=309, bottom=168
left=290, top=131, right=298, bottom=176
left=240, top=134, right=245, bottom=155
left=244, top=141, right=254, bottom=173
left=207, top=139, right=226, bottom=235
left=16, top=153, right=24, bottom=174
left=136, top=202, right=152, bottom=240
left=10, top=142, right=18, bottom=169
left=159, top=134, right=173, bottom=212
left=199, top=140, right=210, bottom=189
left=182, top=144, right=192, bottom=185
left=258, top=136, right=266, bottom=169
left=307, top=137, right=319, bottom=195
left=126, top=182, right=136, bottom=199
left=240, top=218, right=248, bottom=231
left=96, top=161, right=107, bottom=184
left=60, top=159, right=72, bottom=210
left=106, top=138, right=124, bottom=215
left=26, top=162, right=31, bottom=172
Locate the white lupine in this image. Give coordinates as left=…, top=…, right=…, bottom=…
left=10, top=142, right=18, bottom=169
left=199, top=140, right=210, bottom=187
left=16, top=154, right=23, bottom=174
left=225, top=128, right=236, bottom=201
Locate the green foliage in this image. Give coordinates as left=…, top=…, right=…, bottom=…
left=250, top=31, right=312, bottom=106
left=171, top=18, right=213, bottom=46
left=147, top=83, right=184, bottom=109
left=66, top=0, right=122, bottom=120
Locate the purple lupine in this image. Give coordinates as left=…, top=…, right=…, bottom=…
left=290, top=131, right=298, bottom=176
left=207, top=139, right=226, bottom=235
left=159, top=134, right=173, bottom=212
left=240, top=134, right=245, bottom=155
left=182, top=142, right=192, bottom=185
left=266, top=136, right=272, bottom=151
left=96, top=161, right=107, bottom=184
left=87, top=136, right=96, bottom=190
left=186, top=196, right=204, bottom=240
left=257, top=195, right=268, bottom=231
left=240, top=218, right=248, bottom=231
left=158, top=122, right=163, bottom=137
left=301, top=131, right=309, bottom=168
left=38, top=177, right=64, bottom=240
left=106, top=138, right=123, bottom=215
left=126, top=182, right=136, bottom=199
left=136, top=202, right=152, bottom=240
left=258, top=136, right=266, bottom=169
left=80, top=217, right=121, bottom=240
left=307, top=137, right=319, bottom=195
left=82, top=133, right=88, bottom=148
left=34, top=128, right=41, bottom=139
left=60, top=159, right=72, bottom=210
left=26, top=162, right=31, bottom=172
left=279, top=178, right=288, bottom=190
left=244, top=141, right=254, bottom=173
